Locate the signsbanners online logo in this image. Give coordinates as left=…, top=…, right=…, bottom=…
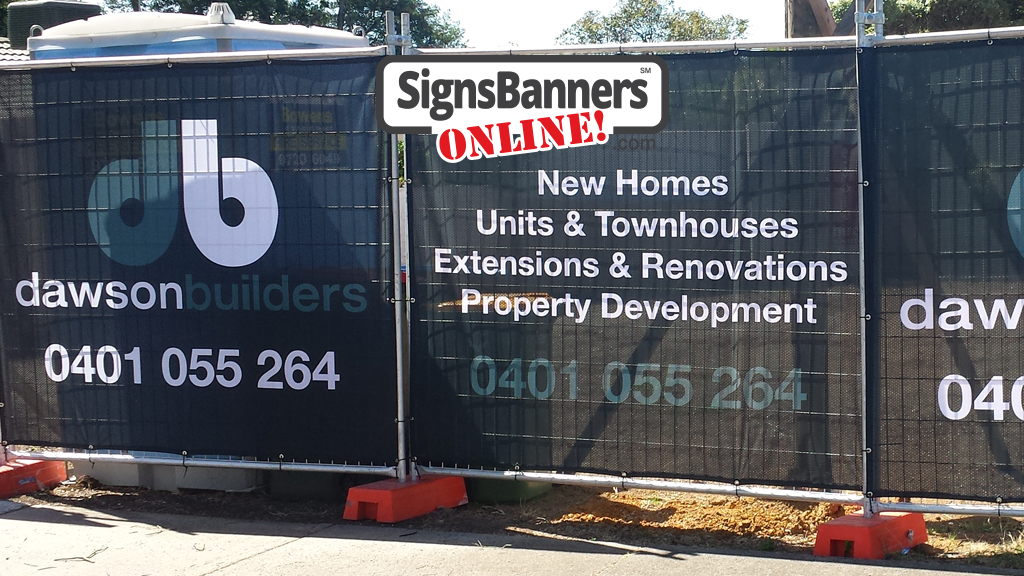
left=87, top=119, right=279, bottom=267
left=376, top=56, right=668, bottom=163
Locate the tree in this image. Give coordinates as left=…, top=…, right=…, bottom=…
left=104, top=0, right=465, bottom=47
left=829, top=0, right=1024, bottom=34
left=336, top=0, right=463, bottom=47
left=557, top=0, right=747, bottom=45
left=925, top=0, right=1024, bottom=30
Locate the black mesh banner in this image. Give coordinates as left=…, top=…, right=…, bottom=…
left=863, top=41, right=1024, bottom=501
left=0, top=58, right=397, bottom=463
left=408, top=51, right=863, bottom=489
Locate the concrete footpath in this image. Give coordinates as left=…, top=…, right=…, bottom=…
left=0, top=500, right=1007, bottom=576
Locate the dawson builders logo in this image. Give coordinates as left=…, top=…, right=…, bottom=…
left=87, top=119, right=279, bottom=267
left=15, top=119, right=368, bottom=314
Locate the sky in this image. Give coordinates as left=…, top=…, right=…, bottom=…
left=429, top=0, right=787, bottom=49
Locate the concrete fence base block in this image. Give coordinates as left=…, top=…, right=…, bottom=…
left=81, top=461, right=261, bottom=493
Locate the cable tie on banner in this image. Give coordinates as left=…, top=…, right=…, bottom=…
left=988, top=30, right=994, bottom=45
left=734, top=479, right=741, bottom=498
left=860, top=180, right=870, bottom=187
left=733, top=42, right=739, bottom=55
left=861, top=314, right=872, bottom=321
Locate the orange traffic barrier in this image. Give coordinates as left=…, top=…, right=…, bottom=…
left=814, top=511, right=927, bottom=559
left=344, top=476, right=468, bottom=523
left=0, top=459, right=67, bottom=499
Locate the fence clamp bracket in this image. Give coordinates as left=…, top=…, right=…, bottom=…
left=855, top=12, right=885, bottom=25
left=386, top=34, right=412, bottom=48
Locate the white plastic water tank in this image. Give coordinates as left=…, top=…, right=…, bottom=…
left=28, top=3, right=368, bottom=59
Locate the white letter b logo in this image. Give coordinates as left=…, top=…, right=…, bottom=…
left=181, top=119, right=278, bottom=268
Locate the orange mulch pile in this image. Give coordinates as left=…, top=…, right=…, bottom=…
left=553, top=489, right=857, bottom=539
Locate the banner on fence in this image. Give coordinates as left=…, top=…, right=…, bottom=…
left=408, top=51, right=864, bottom=489
left=0, top=58, right=397, bottom=463
left=864, top=40, right=1024, bottom=501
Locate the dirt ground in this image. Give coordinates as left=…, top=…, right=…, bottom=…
left=11, top=473, right=1024, bottom=571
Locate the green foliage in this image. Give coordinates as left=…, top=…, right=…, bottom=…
left=557, top=0, right=747, bottom=44
left=396, top=137, right=406, bottom=186
left=926, top=0, right=1024, bottom=31
left=103, top=0, right=465, bottom=47
left=336, top=0, right=464, bottom=47
left=828, top=0, right=1024, bottom=34
left=879, top=0, right=929, bottom=34
left=829, top=0, right=854, bottom=23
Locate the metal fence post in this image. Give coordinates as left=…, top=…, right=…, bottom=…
left=856, top=0, right=885, bottom=48
left=854, top=35, right=871, bottom=517
left=874, top=0, right=884, bottom=42
left=855, top=32, right=881, bottom=519
left=385, top=10, right=410, bottom=483
left=398, top=11, right=415, bottom=481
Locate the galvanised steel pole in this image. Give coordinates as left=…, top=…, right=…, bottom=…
left=385, top=9, right=409, bottom=483
left=398, top=11, right=416, bottom=480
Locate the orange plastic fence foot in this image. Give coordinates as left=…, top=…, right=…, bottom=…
left=0, top=459, right=67, bottom=499
left=814, top=511, right=927, bottom=560
left=343, top=476, right=468, bottom=523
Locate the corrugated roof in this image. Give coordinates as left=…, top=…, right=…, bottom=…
left=0, top=37, right=30, bottom=61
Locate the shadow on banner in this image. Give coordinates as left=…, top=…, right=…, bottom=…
left=407, top=51, right=863, bottom=490
left=0, top=58, right=397, bottom=464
